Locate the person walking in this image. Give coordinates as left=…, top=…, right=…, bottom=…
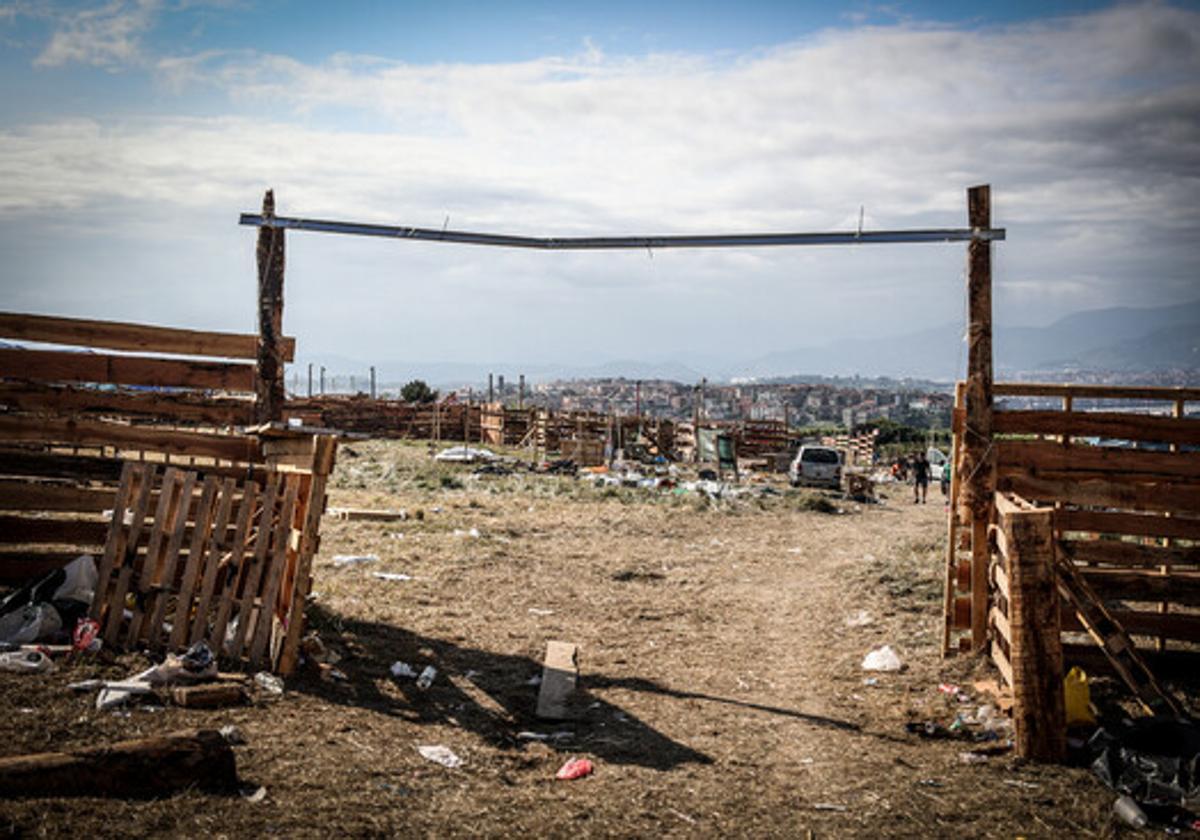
left=913, top=452, right=930, bottom=504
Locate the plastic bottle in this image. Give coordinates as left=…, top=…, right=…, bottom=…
left=417, top=665, right=437, bottom=690
left=1113, top=795, right=1148, bottom=829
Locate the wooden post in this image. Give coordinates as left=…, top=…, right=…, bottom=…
left=319, top=366, right=325, bottom=395
left=307, top=363, right=313, bottom=398
left=519, top=374, right=525, bottom=409
left=370, top=366, right=376, bottom=400
left=959, top=185, right=995, bottom=651
left=255, top=190, right=286, bottom=424
left=1005, top=505, right=1066, bottom=762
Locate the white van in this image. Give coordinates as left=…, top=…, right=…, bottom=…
left=788, top=445, right=844, bottom=488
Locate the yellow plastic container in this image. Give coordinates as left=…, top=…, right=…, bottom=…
left=1064, top=666, right=1096, bottom=727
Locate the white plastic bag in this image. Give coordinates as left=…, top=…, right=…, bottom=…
left=0, top=603, right=62, bottom=645
left=52, top=555, right=98, bottom=606
left=861, top=645, right=903, bottom=672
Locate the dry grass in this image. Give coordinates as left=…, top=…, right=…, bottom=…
left=0, top=438, right=1189, bottom=837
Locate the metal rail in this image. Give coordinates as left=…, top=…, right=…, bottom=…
left=239, top=213, right=1005, bottom=250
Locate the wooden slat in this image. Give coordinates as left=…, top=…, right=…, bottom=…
left=0, top=348, right=254, bottom=392
left=125, top=468, right=185, bottom=646
left=1056, top=509, right=1200, bottom=541
left=228, top=479, right=279, bottom=658
left=0, top=480, right=118, bottom=512
left=0, top=515, right=107, bottom=546
left=1060, top=539, right=1200, bottom=569
left=188, top=477, right=237, bottom=646
left=0, top=451, right=125, bottom=483
left=170, top=476, right=220, bottom=650
left=206, top=480, right=258, bottom=653
left=994, top=410, right=1200, bottom=446
left=1061, top=607, right=1200, bottom=642
left=1002, top=473, right=1200, bottom=516
left=989, top=604, right=1011, bottom=645
left=248, top=475, right=300, bottom=666
left=0, top=416, right=263, bottom=463
left=1078, top=567, right=1200, bottom=606
left=991, top=638, right=1014, bottom=688
left=0, top=311, right=294, bottom=362
left=143, top=471, right=197, bottom=648
left=0, top=551, right=93, bottom=583
left=997, top=439, right=1200, bottom=480
left=100, top=465, right=158, bottom=643
left=995, top=382, right=1200, bottom=402
left=0, top=383, right=255, bottom=426
left=93, top=464, right=142, bottom=630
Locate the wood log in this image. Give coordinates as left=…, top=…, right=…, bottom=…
left=0, top=382, right=256, bottom=426
left=255, top=189, right=286, bottom=424
left=0, top=348, right=254, bottom=392
left=0, top=728, right=238, bottom=798
left=0, top=311, right=294, bottom=361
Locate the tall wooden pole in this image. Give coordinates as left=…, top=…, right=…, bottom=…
left=960, top=184, right=995, bottom=651
left=255, top=190, right=286, bottom=423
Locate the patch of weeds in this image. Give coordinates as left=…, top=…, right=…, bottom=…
left=440, top=474, right=464, bottom=490
left=796, top=493, right=838, bottom=514
left=612, top=568, right=666, bottom=583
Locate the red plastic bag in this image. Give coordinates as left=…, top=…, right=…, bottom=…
left=73, top=618, right=101, bottom=653
left=555, top=757, right=594, bottom=780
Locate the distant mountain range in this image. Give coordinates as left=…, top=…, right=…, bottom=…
left=291, top=298, right=1200, bottom=389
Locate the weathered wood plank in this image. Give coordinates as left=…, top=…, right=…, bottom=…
left=255, top=189, right=286, bottom=423
left=1060, top=538, right=1200, bottom=569
left=248, top=474, right=300, bottom=666
left=994, top=410, right=1200, bottom=446
left=1060, top=607, right=1200, bottom=642
left=1078, top=567, right=1200, bottom=606
left=0, top=311, right=294, bottom=362
left=170, top=475, right=220, bottom=650
left=1056, top=509, right=1200, bottom=541
left=0, top=382, right=256, bottom=425
left=997, top=439, right=1200, bottom=480
left=0, top=515, right=107, bottom=546
left=995, top=382, right=1200, bottom=402
left=0, top=415, right=263, bottom=463
left=1002, top=472, right=1200, bottom=516
left=0, top=480, right=118, bottom=512
left=0, top=348, right=255, bottom=391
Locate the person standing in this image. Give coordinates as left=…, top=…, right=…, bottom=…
left=913, top=453, right=930, bottom=504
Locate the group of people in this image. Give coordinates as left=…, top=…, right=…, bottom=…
left=889, top=451, right=951, bottom=504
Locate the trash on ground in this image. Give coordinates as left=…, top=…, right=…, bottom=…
left=390, top=661, right=418, bottom=678
left=416, top=665, right=437, bottom=690
left=844, top=610, right=873, bottom=627
left=453, top=528, right=482, bottom=539
left=1090, top=717, right=1200, bottom=808
left=861, top=645, right=903, bottom=672
left=434, top=446, right=496, bottom=463
left=555, top=757, right=594, bottom=780
left=332, top=554, right=379, bottom=567
left=958, top=751, right=989, bottom=765
left=811, top=803, right=848, bottom=812
left=418, top=745, right=462, bottom=768
left=537, top=641, right=579, bottom=720
left=372, top=572, right=414, bottom=582
left=240, top=785, right=268, bottom=803
left=0, top=650, right=54, bottom=674
left=329, top=507, right=407, bottom=522
left=1113, top=794, right=1149, bottom=828
left=254, top=672, right=285, bottom=695
left=1064, top=666, right=1097, bottom=727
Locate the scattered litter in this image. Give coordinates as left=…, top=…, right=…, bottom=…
left=528, top=608, right=554, bottom=617
left=372, top=572, right=413, bottom=582
left=1002, top=779, right=1040, bottom=790
left=862, top=677, right=879, bottom=687
left=861, top=645, right=903, bottom=672
left=555, top=757, right=594, bottom=780
left=844, top=610, right=874, bottom=628
left=453, top=528, right=482, bottom=539
left=220, top=724, right=246, bottom=745
left=1064, top=666, right=1096, bottom=727
left=958, top=751, right=989, bottom=765
left=240, top=785, right=268, bottom=803
left=72, top=618, right=101, bottom=654
left=390, top=661, right=418, bottom=679
left=526, top=675, right=542, bottom=686
left=332, top=554, right=379, bottom=567
left=918, top=779, right=945, bottom=788
left=416, top=665, right=437, bottom=690
left=434, top=446, right=496, bottom=463
left=667, top=807, right=697, bottom=825
left=0, top=604, right=62, bottom=646
left=517, top=731, right=574, bottom=742
left=0, top=650, right=54, bottom=674
left=1113, top=794, right=1148, bottom=828
left=254, top=672, right=285, bottom=695
left=812, top=803, right=848, bottom=812
left=418, top=745, right=462, bottom=768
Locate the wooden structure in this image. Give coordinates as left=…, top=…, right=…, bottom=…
left=0, top=191, right=336, bottom=673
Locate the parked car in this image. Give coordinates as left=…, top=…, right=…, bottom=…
left=789, top=445, right=844, bottom=488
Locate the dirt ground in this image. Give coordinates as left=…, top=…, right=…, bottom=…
left=1, top=439, right=1193, bottom=837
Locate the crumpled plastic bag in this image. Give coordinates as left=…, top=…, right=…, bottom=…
left=0, top=603, right=62, bottom=645
left=861, top=645, right=903, bottom=672
left=1090, top=717, right=1200, bottom=807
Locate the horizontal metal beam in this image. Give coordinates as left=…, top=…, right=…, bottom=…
left=239, top=213, right=1005, bottom=250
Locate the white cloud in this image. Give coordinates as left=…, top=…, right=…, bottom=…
left=33, top=0, right=159, bottom=68
left=1, top=2, right=1198, bottom=363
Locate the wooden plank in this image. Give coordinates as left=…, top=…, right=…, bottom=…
left=971, top=518, right=988, bottom=651
left=0, top=515, right=107, bottom=546
left=536, top=640, right=580, bottom=720
left=206, top=480, right=258, bottom=653
left=0, top=311, right=294, bottom=361
left=0, top=416, right=263, bottom=463
left=1060, top=538, right=1200, bottom=569
left=123, top=468, right=182, bottom=646
left=0, top=348, right=255, bottom=391
left=187, top=477, right=237, bottom=646
left=1060, top=607, right=1200, bottom=642
left=1003, top=505, right=1065, bottom=762
left=994, top=410, right=1200, bottom=446
left=1077, top=568, right=1200, bottom=606
left=991, top=638, right=1014, bottom=688
left=228, top=478, right=280, bottom=658
left=1002, top=472, right=1200, bottom=516
left=1056, top=509, right=1200, bottom=541
left=278, top=437, right=336, bottom=675
left=91, top=463, right=140, bottom=630
left=0, top=382, right=255, bottom=426
left=997, top=439, right=1200, bottom=480
left=995, top=382, right=1200, bottom=402
left=959, top=184, right=995, bottom=526
left=0, top=480, right=118, bottom=512
left=0, top=550, right=96, bottom=583
left=142, top=470, right=198, bottom=647
left=248, top=475, right=300, bottom=667
left=100, top=465, right=158, bottom=643
left=989, top=604, right=1012, bottom=645
left=170, top=476, right=220, bottom=650
left=0, top=450, right=125, bottom=483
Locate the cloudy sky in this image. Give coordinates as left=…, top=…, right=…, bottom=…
left=1, top=0, right=1197, bottom=375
